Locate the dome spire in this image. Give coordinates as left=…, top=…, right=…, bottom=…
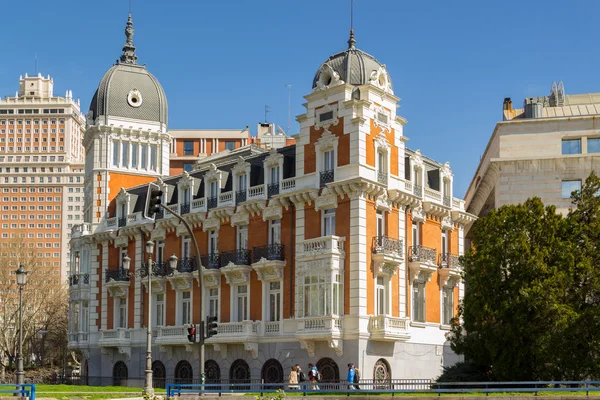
left=348, top=29, right=356, bottom=50
left=119, top=13, right=138, bottom=65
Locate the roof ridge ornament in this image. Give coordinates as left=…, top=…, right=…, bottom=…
left=119, top=13, right=138, bottom=65
left=348, top=29, right=356, bottom=50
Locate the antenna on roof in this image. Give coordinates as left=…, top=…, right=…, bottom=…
left=347, top=0, right=356, bottom=49
left=129, top=0, right=132, bottom=14
left=264, top=105, right=271, bottom=123
left=34, top=53, right=37, bottom=75
left=285, top=84, right=292, bottom=136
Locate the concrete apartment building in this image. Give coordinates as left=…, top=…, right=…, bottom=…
left=0, top=73, right=85, bottom=282
left=68, top=15, right=476, bottom=385
left=465, top=82, right=600, bottom=222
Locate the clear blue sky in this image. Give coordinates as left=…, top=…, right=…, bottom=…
left=1, top=0, right=598, bottom=197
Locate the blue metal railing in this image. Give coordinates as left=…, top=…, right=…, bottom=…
left=0, top=384, right=35, bottom=399
left=166, top=380, right=600, bottom=397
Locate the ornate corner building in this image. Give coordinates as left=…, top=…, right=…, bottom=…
left=68, top=18, right=476, bottom=385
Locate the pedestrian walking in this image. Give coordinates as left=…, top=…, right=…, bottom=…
left=296, top=364, right=306, bottom=390
left=347, top=363, right=356, bottom=390
left=308, top=363, right=320, bottom=391
left=352, top=364, right=360, bottom=390
left=288, top=366, right=298, bottom=390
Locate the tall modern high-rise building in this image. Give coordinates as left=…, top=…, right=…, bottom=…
left=0, top=73, right=85, bottom=283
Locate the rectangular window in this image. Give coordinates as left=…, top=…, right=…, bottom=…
left=588, top=138, right=600, bottom=153
left=562, top=139, right=581, bottom=155
left=323, top=149, right=334, bottom=171
left=183, top=163, right=194, bottom=172
left=562, top=180, right=581, bottom=199
left=225, top=141, right=235, bottom=151
left=122, top=142, right=129, bottom=167
left=441, top=230, right=448, bottom=256
left=236, top=285, right=248, bottom=322
left=210, top=181, right=218, bottom=198
left=112, top=141, right=119, bottom=166
left=156, top=240, right=164, bottom=263
left=238, top=174, right=247, bottom=192
left=412, top=221, right=420, bottom=246
left=182, top=236, right=191, bottom=259
left=376, top=276, right=386, bottom=315
left=150, top=145, right=157, bottom=170
left=412, top=281, right=426, bottom=323
left=442, top=287, right=454, bottom=325
left=270, top=219, right=281, bottom=245
left=183, top=141, right=194, bottom=155
left=141, top=144, right=148, bottom=169
left=131, top=143, right=138, bottom=167
left=208, top=288, right=219, bottom=320
left=270, top=166, right=280, bottom=184
left=376, top=211, right=385, bottom=237
left=269, top=281, right=281, bottom=322
left=154, top=293, right=165, bottom=327
left=208, top=230, right=218, bottom=254
left=319, top=111, right=333, bottom=122
left=180, top=291, right=191, bottom=325
left=237, top=225, right=248, bottom=250
left=117, top=298, right=127, bottom=328
left=322, top=208, right=336, bottom=236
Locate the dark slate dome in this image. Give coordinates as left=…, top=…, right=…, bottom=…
left=89, top=15, right=168, bottom=125
left=312, top=31, right=392, bottom=91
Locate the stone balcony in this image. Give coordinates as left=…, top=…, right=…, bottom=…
left=154, top=325, right=189, bottom=346
left=368, top=315, right=411, bottom=341
left=408, top=245, right=438, bottom=282
left=295, top=316, right=343, bottom=357
left=438, top=253, right=462, bottom=286
left=371, top=236, right=403, bottom=276
left=104, top=268, right=130, bottom=297
left=67, top=331, right=89, bottom=349
left=297, top=236, right=345, bottom=260
left=205, top=320, right=261, bottom=359
left=99, top=328, right=131, bottom=347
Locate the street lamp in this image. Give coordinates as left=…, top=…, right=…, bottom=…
left=15, top=264, right=28, bottom=385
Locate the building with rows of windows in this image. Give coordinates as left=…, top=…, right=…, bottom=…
left=68, top=16, right=476, bottom=385
left=0, top=72, right=86, bottom=282
left=465, top=83, right=600, bottom=225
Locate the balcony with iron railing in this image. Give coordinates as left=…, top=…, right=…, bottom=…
left=439, top=253, right=462, bottom=269
left=104, top=268, right=130, bottom=283
left=267, top=182, right=280, bottom=198
left=438, top=253, right=462, bottom=286
left=408, top=245, right=438, bottom=281
left=377, top=171, right=388, bottom=185
left=236, top=190, right=247, bottom=203
left=177, top=257, right=197, bottom=273
left=69, top=273, right=90, bottom=286
left=180, top=202, right=190, bottom=215
left=372, top=236, right=403, bottom=257
left=118, top=216, right=127, bottom=228
left=207, top=196, right=218, bottom=210
left=413, top=184, right=423, bottom=197
left=248, top=184, right=266, bottom=200
left=200, top=253, right=221, bottom=269
left=408, top=245, right=436, bottom=264
left=220, top=249, right=251, bottom=267
left=218, top=191, right=234, bottom=207
left=320, top=170, right=334, bottom=188
left=154, top=208, right=164, bottom=220
left=252, top=244, right=285, bottom=263
left=443, top=196, right=451, bottom=207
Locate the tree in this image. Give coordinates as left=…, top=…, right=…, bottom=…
left=447, top=198, right=575, bottom=380
left=0, top=235, right=69, bottom=376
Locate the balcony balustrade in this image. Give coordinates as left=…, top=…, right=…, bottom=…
left=180, top=202, right=190, bottom=215
left=207, top=196, right=218, bottom=210
left=248, top=184, right=266, bottom=200
left=300, top=236, right=345, bottom=257
left=263, top=321, right=280, bottom=336
left=219, top=191, right=234, bottom=207
left=320, top=169, right=334, bottom=188
left=377, top=171, right=388, bottom=185
left=220, top=249, right=251, bottom=267
left=149, top=261, right=171, bottom=277
left=252, top=244, right=285, bottom=263
left=413, top=184, right=423, bottom=197
left=154, top=325, right=189, bottom=346
left=424, top=187, right=442, bottom=202
left=200, top=253, right=221, bottom=269
left=372, top=236, right=403, bottom=256
left=236, top=190, right=247, bottom=203
left=191, top=197, right=206, bottom=212
left=206, top=320, right=260, bottom=341
left=443, top=196, right=451, bottom=207
left=117, top=216, right=127, bottom=228
left=99, top=328, right=131, bottom=347
left=155, top=208, right=164, bottom=220
left=409, top=245, right=436, bottom=263
left=106, top=217, right=117, bottom=229
left=177, top=257, right=197, bottom=273
left=368, top=315, right=410, bottom=341
left=267, top=182, right=280, bottom=198
left=439, top=253, right=462, bottom=268
left=104, top=268, right=130, bottom=283
left=281, top=177, right=296, bottom=193
left=69, top=273, right=90, bottom=286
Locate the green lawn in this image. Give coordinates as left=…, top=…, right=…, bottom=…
left=35, top=384, right=166, bottom=399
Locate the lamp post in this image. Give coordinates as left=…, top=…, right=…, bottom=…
left=15, top=264, right=27, bottom=385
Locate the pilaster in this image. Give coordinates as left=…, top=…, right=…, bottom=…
left=398, top=208, right=407, bottom=318
left=89, top=244, right=101, bottom=332
left=101, top=241, right=109, bottom=330
left=349, top=195, right=367, bottom=316
left=134, top=234, right=143, bottom=329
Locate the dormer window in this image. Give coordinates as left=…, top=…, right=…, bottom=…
left=118, top=202, right=127, bottom=228
left=268, top=165, right=280, bottom=197
left=207, top=181, right=218, bottom=210
left=180, top=186, right=191, bottom=215
left=236, top=173, right=247, bottom=203
left=319, top=111, right=333, bottom=123
left=320, top=149, right=335, bottom=188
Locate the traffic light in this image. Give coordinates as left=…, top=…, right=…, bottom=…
left=207, top=316, right=218, bottom=338
left=187, top=325, right=196, bottom=343
left=146, top=188, right=163, bottom=218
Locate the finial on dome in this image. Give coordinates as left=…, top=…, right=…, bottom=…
left=119, top=13, right=138, bottom=65
left=347, top=29, right=356, bottom=50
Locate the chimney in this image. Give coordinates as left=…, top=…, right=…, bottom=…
left=503, top=97, right=512, bottom=111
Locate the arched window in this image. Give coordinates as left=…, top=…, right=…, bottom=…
left=112, top=361, right=128, bottom=387
left=175, top=360, right=193, bottom=384
left=229, top=359, right=250, bottom=390
left=152, top=360, right=166, bottom=389
left=373, top=358, right=392, bottom=389
left=205, top=359, right=221, bottom=384
left=261, top=359, right=283, bottom=388
left=316, top=357, right=339, bottom=383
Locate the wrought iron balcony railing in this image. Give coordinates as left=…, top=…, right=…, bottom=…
left=105, top=268, right=130, bottom=283
left=177, top=257, right=197, bottom=273
left=377, top=171, right=388, bottom=185
left=252, top=244, right=285, bottom=263
left=443, top=196, right=451, bottom=207
left=413, top=184, right=423, bottom=197
left=154, top=208, right=164, bottom=220
left=408, top=245, right=436, bottom=263
left=320, top=169, right=334, bottom=188
left=200, top=253, right=220, bottom=269
left=220, top=249, right=251, bottom=267
left=180, top=202, right=190, bottom=215
left=236, top=190, right=247, bottom=204
left=150, top=262, right=170, bottom=277
left=207, top=196, right=218, bottom=210
left=372, top=236, right=403, bottom=255
left=118, top=217, right=127, bottom=228
left=439, top=252, right=462, bottom=268
left=267, top=183, right=280, bottom=198
left=69, top=273, right=90, bottom=286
